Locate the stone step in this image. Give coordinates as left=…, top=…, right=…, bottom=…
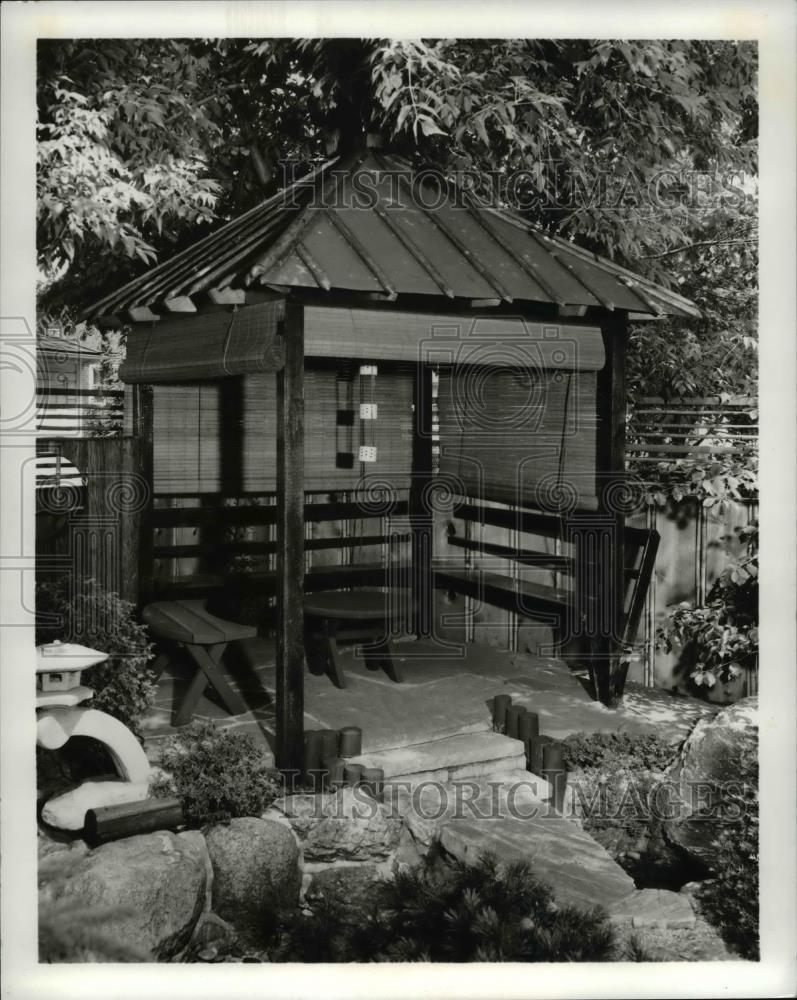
left=439, top=813, right=637, bottom=911
left=349, top=732, right=526, bottom=784
left=388, top=766, right=637, bottom=913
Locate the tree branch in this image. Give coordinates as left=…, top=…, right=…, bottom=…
left=642, top=234, right=758, bottom=259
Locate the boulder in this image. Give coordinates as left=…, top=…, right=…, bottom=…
left=392, top=770, right=550, bottom=853
left=43, top=830, right=208, bottom=960
left=663, top=697, right=758, bottom=869
left=204, top=818, right=301, bottom=933
left=307, top=863, right=383, bottom=922
left=41, top=779, right=150, bottom=831
left=392, top=825, right=425, bottom=870
left=38, top=829, right=90, bottom=866
left=270, top=788, right=401, bottom=863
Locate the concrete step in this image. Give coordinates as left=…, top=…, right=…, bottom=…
left=349, top=731, right=526, bottom=784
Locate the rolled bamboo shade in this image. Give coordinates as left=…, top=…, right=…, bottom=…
left=121, top=302, right=605, bottom=380
left=152, top=365, right=413, bottom=494
left=437, top=366, right=599, bottom=509
left=121, top=301, right=284, bottom=382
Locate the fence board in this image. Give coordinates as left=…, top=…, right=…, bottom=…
left=36, top=437, right=145, bottom=603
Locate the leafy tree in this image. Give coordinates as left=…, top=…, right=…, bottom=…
left=38, top=38, right=757, bottom=308
left=38, top=38, right=758, bottom=504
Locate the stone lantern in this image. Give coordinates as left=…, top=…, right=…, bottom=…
left=36, top=641, right=153, bottom=831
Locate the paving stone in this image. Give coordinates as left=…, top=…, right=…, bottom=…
left=391, top=769, right=550, bottom=851
left=439, top=812, right=636, bottom=911
left=143, top=641, right=716, bottom=777
left=608, top=888, right=698, bottom=929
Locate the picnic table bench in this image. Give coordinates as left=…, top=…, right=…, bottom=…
left=142, top=600, right=255, bottom=726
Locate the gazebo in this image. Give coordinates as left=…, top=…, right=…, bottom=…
left=82, top=145, right=700, bottom=774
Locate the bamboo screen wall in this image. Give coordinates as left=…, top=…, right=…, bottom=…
left=152, top=364, right=414, bottom=495
left=437, top=367, right=599, bottom=509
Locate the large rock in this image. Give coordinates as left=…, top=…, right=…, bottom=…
left=43, top=831, right=208, bottom=960
left=41, top=779, right=150, bottom=831
left=204, top=818, right=301, bottom=932
left=663, top=697, right=758, bottom=869
left=393, top=769, right=551, bottom=853
left=307, top=863, right=383, bottom=923
left=269, top=788, right=401, bottom=863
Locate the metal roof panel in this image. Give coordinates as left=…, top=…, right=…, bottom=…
left=82, top=151, right=700, bottom=322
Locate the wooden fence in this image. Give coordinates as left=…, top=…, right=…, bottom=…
left=625, top=396, right=758, bottom=699
left=36, top=436, right=147, bottom=604
left=36, top=386, right=125, bottom=436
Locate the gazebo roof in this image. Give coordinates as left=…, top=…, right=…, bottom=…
left=84, top=151, right=700, bottom=323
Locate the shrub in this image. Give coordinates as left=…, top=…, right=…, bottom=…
left=558, top=731, right=678, bottom=774
left=269, top=852, right=617, bottom=963
left=695, top=742, right=759, bottom=959
left=656, top=521, right=758, bottom=691
left=36, top=578, right=155, bottom=738
left=151, top=720, right=281, bottom=828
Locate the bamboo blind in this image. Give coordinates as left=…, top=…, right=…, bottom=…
left=437, top=367, right=599, bottom=509
left=153, top=365, right=414, bottom=494
left=121, top=301, right=284, bottom=382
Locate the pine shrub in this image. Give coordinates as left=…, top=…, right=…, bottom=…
left=270, top=852, right=617, bottom=963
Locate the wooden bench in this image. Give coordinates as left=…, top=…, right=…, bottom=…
left=434, top=501, right=659, bottom=697
left=142, top=600, right=256, bottom=726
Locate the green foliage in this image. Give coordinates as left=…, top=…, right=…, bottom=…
left=695, top=743, right=759, bottom=959
left=559, top=731, right=679, bottom=774
left=625, top=184, right=758, bottom=506
left=623, top=931, right=655, bottom=962
left=38, top=37, right=759, bottom=508
left=657, top=521, right=758, bottom=688
left=558, top=732, right=678, bottom=840
left=38, top=38, right=756, bottom=308
left=36, top=578, right=156, bottom=738
left=269, top=852, right=617, bottom=962
left=37, top=39, right=222, bottom=289
left=633, top=454, right=758, bottom=511
left=151, top=720, right=281, bottom=828
left=39, top=852, right=150, bottom=962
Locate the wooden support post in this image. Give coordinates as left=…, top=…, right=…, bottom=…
left=411, top=364, right=434, bottom=637
left=593, top=313, right=628, bottom=706
left=133, top=383, right=154, bottom=607
left=275, top=299, right=305, bottom=775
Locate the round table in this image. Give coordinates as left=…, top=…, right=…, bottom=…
left=303, top=589, right=406, bottom=688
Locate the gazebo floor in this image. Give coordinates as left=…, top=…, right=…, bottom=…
left=140, top=638, right=714, bottom=768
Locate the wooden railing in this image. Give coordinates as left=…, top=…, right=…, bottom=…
left=146, top=489, right=413, bottom=610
